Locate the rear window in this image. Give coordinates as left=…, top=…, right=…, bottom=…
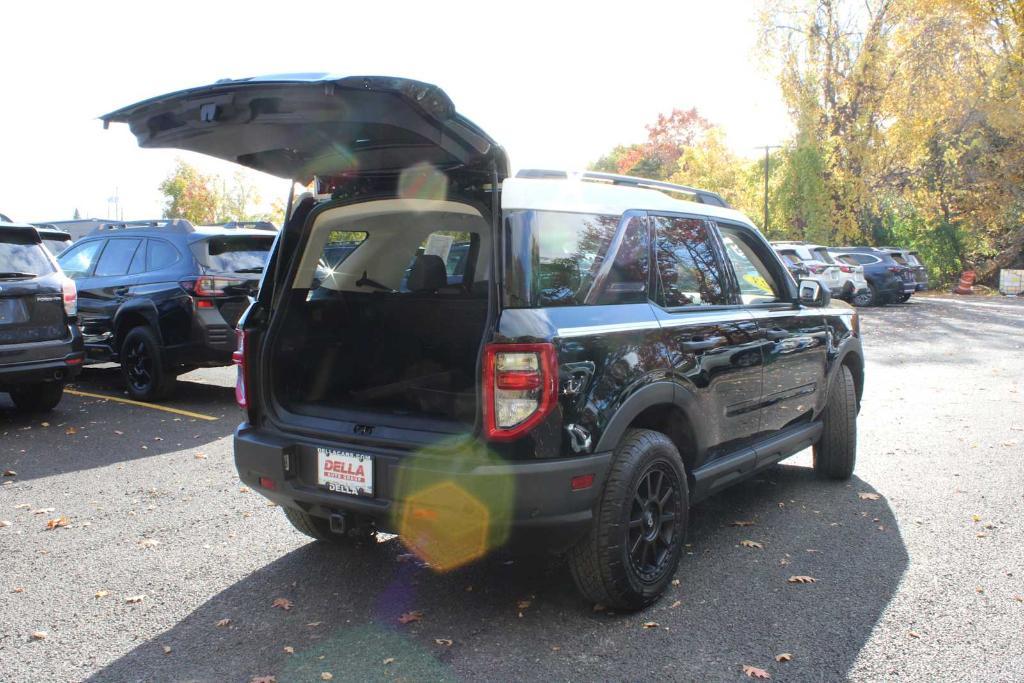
left=41, top=238, right=70, bottom=257
left=194, top=236, right=274, bottom=273
left=890, top=253, right=909, bottom=265
left=504, top=210, right=625, bottom=307
left=0, top=234, right=54, bottom=276
left=811, top=247, right=833, bottom=264
left=778, top=250, right=803, bottom=266
left=907, top=253, right=922, bottom=266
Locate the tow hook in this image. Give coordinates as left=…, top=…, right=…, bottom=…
left=566, top=424, right=592, bottom=453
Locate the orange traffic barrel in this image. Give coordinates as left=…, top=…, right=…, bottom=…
left=953, top=270, right=976, bottom=295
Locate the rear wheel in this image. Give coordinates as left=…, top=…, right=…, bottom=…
left=120, top=326, right=175, bottom=401
left=852, top=284, right=878, bottom=307
left=813, top=365, right=857, bottom=480
left=567, top=429, right=688, bottom=610
left=9, top=382, right=64, bottom=412
left=282, top=507, right=376, bottom=546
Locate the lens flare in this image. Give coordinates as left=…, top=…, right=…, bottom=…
left=398, top=162, right=449, bottom=202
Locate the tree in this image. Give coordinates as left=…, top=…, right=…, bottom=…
left=73, top=208, right=81, bottom=220
left=158, top=160, right=220, bottom=224
left=590, top=108, right=712, bottom=180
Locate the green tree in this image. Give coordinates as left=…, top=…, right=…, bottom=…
left=158, top=160, right=220, bottom=224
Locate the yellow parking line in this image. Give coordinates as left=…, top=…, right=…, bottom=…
left=64, top=389, right=220, bottom=421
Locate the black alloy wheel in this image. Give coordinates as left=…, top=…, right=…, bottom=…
left=119, top=326, right=175, bottom=401
left=123, top=336, right=153, bottom=393
left=628, top=462, right=682, bottom=581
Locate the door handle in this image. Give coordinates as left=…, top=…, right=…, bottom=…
left=114, top=287, right=129, bottom=296
left=680, top=335, right=726, bottom=352
left=763, top=328, right=789, bottom=341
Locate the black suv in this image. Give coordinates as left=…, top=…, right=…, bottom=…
left=0, top=222, right=84, bottom=411
left=105, top=75, right=865, bottom=609
left=829, top=246, right=914, bottom=305
left=56, top=220, right=273, bottom=400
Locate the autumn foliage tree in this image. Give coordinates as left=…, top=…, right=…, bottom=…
left=158, top=160, right=285, bottom=226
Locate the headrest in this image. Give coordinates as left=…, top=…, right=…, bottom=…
left=407, top=254, right=447, bottom=292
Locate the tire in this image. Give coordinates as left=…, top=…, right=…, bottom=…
left=9, top=382, right=64, bottom=412
left=813, top=365, right=857, bottom=480
left=567, top=429, right=688, bottom=610
left=851, top=284, right=877, bottom=307
left=898, top=293, right=912, bottom=303
left=282, top=507, right=376, bottom=545
left=120, top=326, right=176, bottom=401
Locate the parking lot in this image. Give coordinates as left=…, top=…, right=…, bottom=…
left=2, top=295, right=1022, bottom=682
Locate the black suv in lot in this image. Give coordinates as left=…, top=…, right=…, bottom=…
left=56, top=220, right=273, bottom=400
left=0, top=222, right=84, bottom=411
left=105, top=75, right=865, bottom=609
left=830, top=246, right=915, bottom=305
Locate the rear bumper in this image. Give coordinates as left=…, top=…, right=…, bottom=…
left=0, top=329, right=84, bottom=389
left=164, top=305, right=239, bottom=368
left=234, top=424, right=612, bottom=553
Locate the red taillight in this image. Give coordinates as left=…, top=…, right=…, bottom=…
left=571, top=474, right=595, bottom=491
left=839, top=265, right=853, bottom=273
left=258, top=476, right=277, bottom=491
left=61, top=277, right=77, bottom=317
left=180, top=276, right=244, bottom=297
left=888, top=266, right=901, bottom=273
left=233, top=329, right=248, bottom=409
left=195, top=299, right=215, bottom=309
left=483, top=343, right=558, bottom=441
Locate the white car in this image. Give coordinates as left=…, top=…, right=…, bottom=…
left=772, top=241, right=868, bottom=304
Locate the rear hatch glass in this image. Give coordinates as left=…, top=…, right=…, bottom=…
left=0, top=235, right=64, bottom=345
left=192, top=235, right=274, bottom=274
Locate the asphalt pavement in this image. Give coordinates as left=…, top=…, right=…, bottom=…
left=1, top=295, right=1022, bottom=682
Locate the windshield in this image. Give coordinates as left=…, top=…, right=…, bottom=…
left=193, top=235, right=274, bottom=273
left=0, top=235, right=55, bottom=276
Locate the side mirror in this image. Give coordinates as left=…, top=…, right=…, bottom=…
left=798, top=278, right=831, bottom=307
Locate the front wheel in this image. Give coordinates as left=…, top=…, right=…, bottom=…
left=9, top=382, right=64, bottom=412
left=567, top=429, right=688, bottom=610
left=120, top=326, right=175, bottom=401
left=813, top=365, right=858, bottom=480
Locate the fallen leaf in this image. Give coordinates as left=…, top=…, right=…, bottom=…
left=114, top=430, right=124, bottom=436
left=272, top=598, right=293, bottom=611
left=30, top=631, right=47, bottom=640
left=31, top=507, right=55, bottom=514
left=670, top=600, right=682, bottom=608
left=65, top=426, right=78, bottom=435
left=858, top=492, right=880, bottom=500
left=592, top=603, right=606, bottom=612
left=15, top=503, right=30, bottom=510
left=971, top=514, right=982, bottom=523
left=12, top=587, right=24, bottom=593
left=138, top=538, right=160, bottom=548
left=742, top=665, right=771, bottom=679
left=909, top=630, right=921, bottom=638
left=740, top=540, right=764, bottom=549
left=321, top=673, right=333, bottom=681
left=671, top=579, right=681, bottom=587
left=516, top=599, right=532, bottom=610
left=775, top=653, right=793, bottom=662
left=2, top=469, right=16, bottom=477
left=0, top=520, right=11, bottom=528
left=383, top=658, right=396, bottom=665
left=642, top=621, right=659, bottom=629
left=730, top=520, right=755, bottom=527
left=125, top=595, right=145, bottom=604
left=40, top=422, right=49, bottom=427
left=249, top=677, right=277, bottom=683
left=787, top=575, right=817, bottom=584
left=194, top=453, right=207, bottom=460
left=435, top=638, right=453, bottom=647
left=283, top=646, right=295, bottom=654
left=976, top=532, right=988, bottom=538
left=239, top=487, right=250, bottom=493
left=398, top=610, right=423, bottom=624
left=162, top=645, right=172, bottom=655
left=306, top=622, right=322, bottom=627
left=94, top=590, right=109, bottom=598
left=216, top=618, right=232, bottom=627
left=46, top=515, right=70, bottom=530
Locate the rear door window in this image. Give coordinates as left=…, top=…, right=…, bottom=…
left=652, top=216, right=727, bottom=307
left=93, top=238, right=142, bottom=277
left=58, top=240, right=104, bottom=279
left=595, top=216, right=648, bottom=305
left=147, top=239, right=181, bottom=271
left=0, top=234, right=55, bottom=276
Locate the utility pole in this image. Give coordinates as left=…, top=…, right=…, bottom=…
left=757, top=145, right=781, bottom=234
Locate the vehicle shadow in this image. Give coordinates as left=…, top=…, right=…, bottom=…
left=89, top=462, right=907, bottom=682
left=0, top=367, right=237, bottom=483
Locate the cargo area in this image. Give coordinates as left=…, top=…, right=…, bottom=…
left=267, top=200, right=491, bottom=426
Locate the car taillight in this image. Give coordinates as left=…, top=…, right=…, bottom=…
left=180, top=276, right=244, bottom=297
left=61, top=277, right=77, bottom=317
left=233, top=329, right=249, bottom=409
left=483, top=343, right=558, bottom=441
left=888, top=266, right=901, bottom=273
left=839, top=265, right=853, bottom=273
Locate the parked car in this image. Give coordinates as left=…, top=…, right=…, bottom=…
left=829, top=247, right=914, bottom=305
left=0, top=221, right=84, bottom=411
left=879, top=247, right=929, bottom=293
left=772, top=241, right=868, bottom=304
left=104, top=74, right=865, bottom=610
left=56, top=220, right=273, bottom=400
left=33, top=224, right=73, bottom=257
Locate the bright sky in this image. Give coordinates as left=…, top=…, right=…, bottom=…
left=0, top=1, right=790, bottom=223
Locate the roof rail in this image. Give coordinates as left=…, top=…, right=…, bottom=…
left=89, top=219, right=195, bottom=235
left=202, top=220, right=278, bottom=231
left=515, top=169, right=730, bottom=208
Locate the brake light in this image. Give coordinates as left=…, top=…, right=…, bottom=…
left=233, top=329, right=249, bottom=409
left=888, top=266, right=901, bottom=273
left=839, top=265, right=853, bottom=273
left=180, top=276, right=244, bottom=297
left=61, top=277, right=77, bottom=317
left=483, top=343, right=558, bottom=441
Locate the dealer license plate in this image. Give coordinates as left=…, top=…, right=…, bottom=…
left=317, top=448, right=374, bottom=496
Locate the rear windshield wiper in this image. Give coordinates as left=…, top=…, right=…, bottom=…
left=0, top=271, right=37, bottom=279
left=234, top=267, right=264, bottom=274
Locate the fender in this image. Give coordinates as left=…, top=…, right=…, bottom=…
left=593, top=381, right=710, bottom=460
left=112, top=299, right=162, bottom=347
left=822, top=337, right=864, bottom=413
